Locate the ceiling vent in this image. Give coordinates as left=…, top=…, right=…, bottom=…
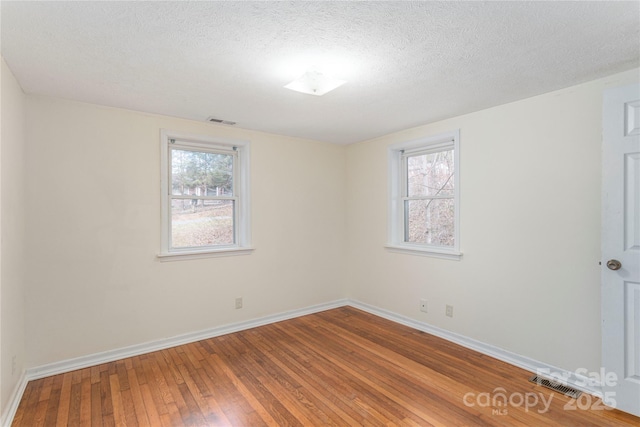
left=207, top=116, right=236, bottom=126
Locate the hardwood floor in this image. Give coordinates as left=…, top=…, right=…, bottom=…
left=12, top=307, right=640, bottom=426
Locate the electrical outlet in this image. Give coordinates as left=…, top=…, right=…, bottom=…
left=446, top=305, right=454, bottom=318
left=419, top=299, right=428, bottom=313
left=235, top=297, right=243, bottom=309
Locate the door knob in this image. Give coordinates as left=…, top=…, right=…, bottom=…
left=606, top=259, right=622, bottom=271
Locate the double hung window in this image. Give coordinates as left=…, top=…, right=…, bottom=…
left=387, top=130, right=461, bottom=259
left=159, top=131, right=251, bottom=260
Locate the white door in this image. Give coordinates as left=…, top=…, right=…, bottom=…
left=602, top=83, right=640, bottom=417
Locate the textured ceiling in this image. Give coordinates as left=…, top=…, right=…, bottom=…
left=1, top=1, right=639, bottom=144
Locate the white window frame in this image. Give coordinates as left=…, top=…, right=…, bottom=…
left=158, top=129, right=252, bottom=261
left=386, top=129, right=462, bottom=260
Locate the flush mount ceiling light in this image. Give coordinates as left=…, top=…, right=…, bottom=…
left=284, top=70, right=346, bottom=96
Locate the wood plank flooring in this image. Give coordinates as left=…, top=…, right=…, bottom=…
left=12, top=307, right=640, bottom=426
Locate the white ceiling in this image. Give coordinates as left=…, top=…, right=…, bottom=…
left=2, top=1, right=639, bottom=144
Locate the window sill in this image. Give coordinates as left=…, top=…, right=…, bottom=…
left=384, top=244, right=462, bottom=260
left=157, top=247, right=254, bottom=262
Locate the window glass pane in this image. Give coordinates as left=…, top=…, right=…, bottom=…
left=407, top=149, right=454, bottom=197
left=171, top=149, right=233, bottom=197
left=171, top=199, right=234, bottom=248
left=405, top=198, right=454, bottom=246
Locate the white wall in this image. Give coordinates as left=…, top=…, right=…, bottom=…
left=345, top=68, right=640, bottom=374
left=0, top=59, right=26, bottom=416
left=24, top=96, right=347, bottom=367
left=9, top=64, right=640, bottom=386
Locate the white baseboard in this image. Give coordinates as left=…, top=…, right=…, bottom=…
left=1, top=370, right=28, bottom=427
left=27, top=298, right=349, bottom=380
left=347, top=299, right=602, bottom=397
left=4, top=297, right=600, bottom=426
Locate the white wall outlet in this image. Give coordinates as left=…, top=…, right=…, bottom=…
left=235, top=297, right=243, bottom=309
left=446, top=305, right=454, bottom=318
left=419, top=299, right=428, bottom=313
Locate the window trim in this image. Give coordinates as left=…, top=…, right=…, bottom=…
left=386, top=129, right=462, bottom=260
left=158, top=129, right=252, bottom=261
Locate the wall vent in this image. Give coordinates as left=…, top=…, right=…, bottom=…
left=207, top=116, right=236, bottom=126
left=529, top=375, right=582, bottom=399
